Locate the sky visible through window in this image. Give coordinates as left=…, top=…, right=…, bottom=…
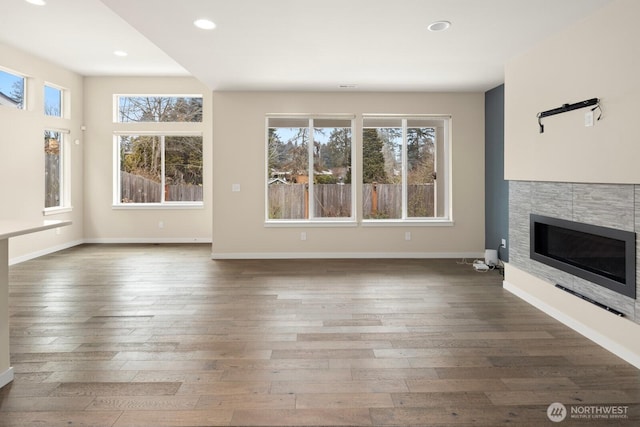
left=272, top=127, right=331, bottom=144
left=45, top=85, right=62, bottom=116
left=0, top=70, right=22, bottom=100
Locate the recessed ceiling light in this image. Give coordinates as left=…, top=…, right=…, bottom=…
left=25, top=0, right=46, bottom=5
left=428, top=20, right=451, bottom=32
left=113, top=50, right=128, bottom=57
left=194, top=19, right=216, bottom=30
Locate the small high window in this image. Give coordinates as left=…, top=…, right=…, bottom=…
left=116, top=95, right=203, bottom=123
left=0, top=68, right=26, bottom=109
left=44, top=84, right=63, bottom=117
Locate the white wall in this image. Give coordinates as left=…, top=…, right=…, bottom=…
left=2, top=46, right=484, bottom=259
left=0, top=42, right=84, bottom=261
left=505, top=0, right=640, bottom=184
left=212, top=91, right=485, bottom=258
left=503, top=0, right=640, bottom=366
left=83, top=77, right=212, bottom=242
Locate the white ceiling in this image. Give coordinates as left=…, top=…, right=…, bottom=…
left=1, top=0, right=613, bottom=91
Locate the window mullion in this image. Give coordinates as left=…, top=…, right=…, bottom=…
left=351, top=121, right=357, bottom=222
left=160, top=135, right=166, bottom=203
left=433, top=127, right=439, bottom=217
left=59, top=134, right=65, bottom=207
left=401, top=119, right=408, bottom=220
left=308, top=119, right=314, bottom=220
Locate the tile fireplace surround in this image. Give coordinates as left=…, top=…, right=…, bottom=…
left=508, top=181, right=640, bottom=325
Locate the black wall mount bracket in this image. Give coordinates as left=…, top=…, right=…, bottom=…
left=537, top=98, right=600, bottom=133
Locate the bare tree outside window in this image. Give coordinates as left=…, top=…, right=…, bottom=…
left=0, top=69, right=25, bottom=109
left=117, top=96, right=203, bottom=123
left=45, top=85, right=62, bottom=117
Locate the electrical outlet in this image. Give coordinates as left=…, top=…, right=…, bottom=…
left=501, top=238, right=507, bottom=249
left=300, top=232, right=307, bottom=241
left=405, top=232, right=411, bottom=241
left=158, top=221, right=164, bottom=229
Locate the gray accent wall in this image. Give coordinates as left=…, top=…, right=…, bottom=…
left=485, top=85, right=509, bottom=261
left=509, top=181, right=639, bottom=324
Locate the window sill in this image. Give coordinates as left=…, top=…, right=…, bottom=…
left=265, top=220, right=358, bottom=228
left=43, top=206, right=73, bottom=216
left=264, top=219, right=453, bottom=227
left=361, top=219, right=454, bottom=227
left=112, top=203, right=204, bottom=210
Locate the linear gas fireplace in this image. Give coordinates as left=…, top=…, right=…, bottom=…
left=530, top=214, right=636, bottom=299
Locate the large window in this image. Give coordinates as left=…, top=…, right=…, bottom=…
left=44, top=130, right=68, bottom=210
left=267, top=116, right=354, bottom=221
left=113, top=94, right=205, bottom=207
left=116, top=134, right=203, bottom=205
left=116, top=95, right=203, bottom=123
left=0, top=68, right=25, bottom=109
left=362, top=116, right=449, bottom=221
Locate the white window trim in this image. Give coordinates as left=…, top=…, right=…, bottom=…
left=361, top=219, right=454, bottom=226
left=112, top=203, right=204, bottom=210
left=362, top=114, right=452, bottom=222
left=44, top=82, right=66, bottom=118
left=44, top=206, right=73, bottom=216
left=264, top=114, right=357, bottom=224
left=264, top=219, right=358, bottom=228
left=113, top=94, right=204, bottom=123
left=112, top=133, right=204, bottom=208
left=113, top=130, right=203, bottom=136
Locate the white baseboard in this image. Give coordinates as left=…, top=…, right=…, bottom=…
left=9, top=239, right=84, bottom=265
left=211, top=251, right=484, bottom=260
left=0, top=367, right=14, bottom=389
left=503, top=265, right=640, bottom=369
left=84, top=237, right=212, bottom=244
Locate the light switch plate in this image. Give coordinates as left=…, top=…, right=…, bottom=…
left=585, top=110, right=594, bottom=127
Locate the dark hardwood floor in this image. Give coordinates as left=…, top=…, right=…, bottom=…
left=0, top=244, right=638, bottom=426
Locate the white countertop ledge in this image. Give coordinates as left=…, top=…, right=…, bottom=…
left=0, top=220, right=72, bottom=240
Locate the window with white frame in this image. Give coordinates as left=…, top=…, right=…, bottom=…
left=362, top=115, right=450, bottom=221
left=116, top=134, right=203, bottom=205
left=116, top=95, right=203, bottom=123
left=113, top=94, right=204, bottom=207
left=44, top=130, right=69, bottom=210
left=44, top=84, right=63, bottom=117
left=0, top=68, right=26, bottom=110
left=266, top=116, right=354, bottom=221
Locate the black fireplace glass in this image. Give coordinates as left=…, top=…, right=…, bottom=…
left=530, top=214, right=636, bottom=298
